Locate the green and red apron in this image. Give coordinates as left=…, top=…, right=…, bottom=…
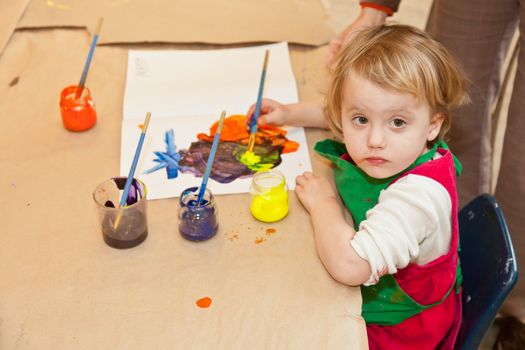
left=315, top=139, right=463, bottom=350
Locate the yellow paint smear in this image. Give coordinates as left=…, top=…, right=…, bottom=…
left=240, top=151, right=261, bottom=166
left=46, top=0, right=70, bottom=9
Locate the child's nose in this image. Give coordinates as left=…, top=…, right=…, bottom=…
left=367, top=126, right=386, bottom=149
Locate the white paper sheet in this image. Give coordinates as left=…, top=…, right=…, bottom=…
left=121, top=42, right=312, bottom=200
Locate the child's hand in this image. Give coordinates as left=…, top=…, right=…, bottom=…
left=246, top=98, right=289, bottom=128
left=295, top=172, right=339, bottom=213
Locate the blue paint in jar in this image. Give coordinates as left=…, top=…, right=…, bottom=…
left=178, top=186, right=219, bottom=241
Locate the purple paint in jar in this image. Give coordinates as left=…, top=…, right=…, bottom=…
left=92, top=177, right=148, bottom=249
left=178, top=186, right=218, bottom=241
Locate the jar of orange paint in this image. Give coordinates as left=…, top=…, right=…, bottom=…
left=59, top=85, right=97, bottom=131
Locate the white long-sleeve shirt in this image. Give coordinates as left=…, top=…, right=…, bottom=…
left=350, top=173, right=452, bottom=286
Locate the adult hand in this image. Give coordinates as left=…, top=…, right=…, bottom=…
left=327, top=7, right=388, bottom=69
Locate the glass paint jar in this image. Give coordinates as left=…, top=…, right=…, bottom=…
left=178, top=186, right=219, bottom=241
left=249, top=170, right=289, bottom=222
left=93, top=177, right=148, bottom=249
left=59, top=85, right=97, bottom=131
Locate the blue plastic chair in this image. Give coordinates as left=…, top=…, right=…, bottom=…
left=454, top=194, right=519, bottom=350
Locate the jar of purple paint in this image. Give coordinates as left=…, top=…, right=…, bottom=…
left=178, top=186, right=219, bottom=241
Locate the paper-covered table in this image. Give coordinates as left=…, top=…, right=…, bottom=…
left=0, top=2, right=368, bottom=349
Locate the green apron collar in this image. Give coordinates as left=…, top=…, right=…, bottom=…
left=314, top=139, right=460, bottom=228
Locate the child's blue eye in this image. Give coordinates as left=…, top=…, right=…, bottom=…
left=352, top=115, right=368, bottom=125
left=391, top=118, right=406, bottom=128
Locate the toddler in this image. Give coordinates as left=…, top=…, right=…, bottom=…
left=248, top=24, right=468, bottom=349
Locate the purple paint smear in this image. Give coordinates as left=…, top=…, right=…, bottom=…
left=111, top=177, right=143, bottom=206
left=146, top=129, right=284, bottom=183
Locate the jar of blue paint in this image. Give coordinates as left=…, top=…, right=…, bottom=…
left=178, top=186, right=219, bottom=241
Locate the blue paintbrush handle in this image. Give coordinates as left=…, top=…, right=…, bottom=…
left=78, top=34, right=99, bottom=90
left=119, top=132, right=146, bottom=207
left=119, top=112, right=151, bottom=207
left=249, top=50, right=270, bottom=134
left=196, top=134, right=219, bottom=204
left=250, top=68, right=267, bottom=134
left=76, top=18, right=103, bottom=97
left=197, top=112, right=226, bottom=204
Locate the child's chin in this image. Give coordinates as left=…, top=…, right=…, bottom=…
left=363, top=168, right=397, bottom=179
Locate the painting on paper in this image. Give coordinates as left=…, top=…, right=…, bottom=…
left=121, top=42, right=312, bottom=200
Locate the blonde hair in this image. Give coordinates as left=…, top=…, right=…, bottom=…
left=326, top=24, right=468, bottom=146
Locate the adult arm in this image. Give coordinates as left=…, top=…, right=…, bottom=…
left=326, top=1, right=401, bottom=67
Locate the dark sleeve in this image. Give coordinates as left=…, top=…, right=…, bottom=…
left=359, top=0, right=401, bottom=13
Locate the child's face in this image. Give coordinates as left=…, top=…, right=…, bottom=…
left=341, top=74, right=443, bottom=179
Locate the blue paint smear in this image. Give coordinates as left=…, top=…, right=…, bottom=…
left=144, top=129, right=181, bottom=179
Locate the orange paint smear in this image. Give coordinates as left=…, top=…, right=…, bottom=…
left=197, top=115, right=299, bottom=154
left=265, top=228, right=277, bottom=235
left=254, top=237, right=267, bottom=244
left=196, top=297, right=212, bottom=308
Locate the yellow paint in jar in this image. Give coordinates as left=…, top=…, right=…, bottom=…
left=249, top=170, right=289, bottom=222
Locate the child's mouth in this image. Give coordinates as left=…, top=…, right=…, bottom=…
left=365, top=157, right=387, bottom=165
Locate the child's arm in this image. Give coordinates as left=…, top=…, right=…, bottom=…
left=246, top=99, right=328, bottom=129
left=296, top=172, right=371, bottom=286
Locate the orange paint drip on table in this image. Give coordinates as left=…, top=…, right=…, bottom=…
left=196, top=297, right=212, bottom=308
left=254, top=237, right=267, bottom=244
left=265, top=228, right=276, bottom=235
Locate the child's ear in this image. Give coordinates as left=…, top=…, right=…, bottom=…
left=428, top=113, right=445, bottom=142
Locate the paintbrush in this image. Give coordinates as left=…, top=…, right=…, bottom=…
left=196, top=111, right=226, bottom=205
left=75, top=17, right=104, bottom=98
left=113, top=112, right=152, bottom=230
left=247, top=49, right=270, bottom=152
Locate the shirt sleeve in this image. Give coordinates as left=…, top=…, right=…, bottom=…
left=350, top=174, right=452, bottom=285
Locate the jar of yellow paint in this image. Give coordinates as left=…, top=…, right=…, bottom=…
left=249, top=170, right=289, bottom=222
